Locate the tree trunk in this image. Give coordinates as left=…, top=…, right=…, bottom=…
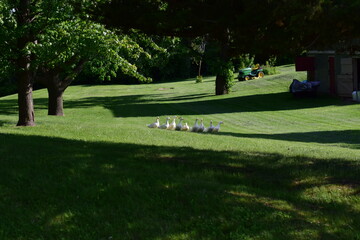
left=215, top=74, right=229, bottom=95
left=37, top=59, right=86, bottom=117
left=215, top=38, right=231, bottom=95
left=15, top=0, right=35, bottom=126
left=16, top=67, right=35, bottom=126
left=16, top=39, right=35, bottom=126
left=198, top=60, right=202, bottom=77
left=47, top=87, right=65, bottom=116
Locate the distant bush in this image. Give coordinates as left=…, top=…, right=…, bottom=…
left=262, top=56, right=279, bottom=75
left=233, top=54, right=255, bottom=71
left=263, top=66, right=279, bottom=75
left=221, top=62, right=235, bottom=92
left=195, top=75, right=203, bottom=83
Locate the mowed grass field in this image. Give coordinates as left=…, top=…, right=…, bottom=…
left=0, top=65, right=359, bottom=240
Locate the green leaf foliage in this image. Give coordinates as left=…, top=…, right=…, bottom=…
left=31, top=19, right=152, bottom=83
left=0, top=0, right=153, bottom=87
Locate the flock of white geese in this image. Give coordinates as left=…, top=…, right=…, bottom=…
left=147, top=116, right=223, bottom=133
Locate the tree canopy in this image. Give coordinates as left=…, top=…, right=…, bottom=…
left=0, top=0, right=155, bottom=124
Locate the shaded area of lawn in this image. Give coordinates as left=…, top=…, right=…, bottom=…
left=0, top=88, right=344, bottom=119
left=0, top=99, right=18, bottom=115
left=55, top=92, right=342, bottom=117
left=0, top=133, right=359, bottom=240
left=0, top=120, right=14, bottom=127
left=217, top=130, right=360, bottom=149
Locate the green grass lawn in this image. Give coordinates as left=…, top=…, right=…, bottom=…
left=0, top=65, right=359, bottom=240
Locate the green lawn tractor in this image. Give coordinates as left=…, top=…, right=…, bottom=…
left=238, top=64, right=265, bottom=81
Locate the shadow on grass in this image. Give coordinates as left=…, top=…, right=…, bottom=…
left=216, top=130, right=360, bottom=149
left=1, top=89, right=343, bottom=119
left=153, top=93, right=214, bottom=102
left=0, top=99, right=18, bottom=115
left=0, top=133, right=359, bottom=239
left=0, top=97, right=49, bottom=116
left=56, top=92, right=342, bottom=118
left=0, top=120, right=15, bottom=127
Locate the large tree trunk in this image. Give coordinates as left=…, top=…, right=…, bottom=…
left=45, top=73, right=67, bottom=116
left=16, top=65, right=35, bottom=126
left=37, top=74, right=66, bottom=116
left=16, top=39, right=35, bottom=126
left=47, top=87, right=65, bottom=116
left=37, top=59, right=86, bottom=117
left=215, top=74, right=228, bottom=95
left=215, top=38, right=231, bottom=95
left=15, top=0, right=35, bottom=126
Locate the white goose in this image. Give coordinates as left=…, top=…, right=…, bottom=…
left=191, top=118, right=199, bottom=132
left=159, top=117, right=170, bottom=129
left=181, top=122, right=190, bottom=131
left=168, top=116, right=177, bottom=130
left=175, top=117, right=184, bottom=131
left=147, top=117, right=160, bottom=128
left=206, top=120, right=214, bottom=133
left=212, top=121, right=223, bottom=133
left=198, top=119, right=205, bottom=133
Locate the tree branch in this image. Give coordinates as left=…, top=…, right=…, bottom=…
left=62, top=59, right=87, bottom=87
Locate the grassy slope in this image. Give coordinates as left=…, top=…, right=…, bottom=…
left=0, top=65, right=359, bottom=240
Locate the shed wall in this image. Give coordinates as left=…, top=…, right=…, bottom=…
left=315, top=55, right=330, bottom=93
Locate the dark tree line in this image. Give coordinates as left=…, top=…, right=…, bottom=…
left=99, top=0, right=360, bottom=93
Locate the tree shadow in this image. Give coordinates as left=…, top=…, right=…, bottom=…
left=216, top=130, right=360, bottom=149
left=0, top=97, right=50, bottom=116
left=0, top=99, right=18, bottom=115
left=60, top=92, right=342, bottom=118
left=0, top=120, right=13, bottom=126
left=154, top=93, right=214, bottom=102
left=1, top=89, right=344, bottom=119
left=0, top=133, right=359, bottom=239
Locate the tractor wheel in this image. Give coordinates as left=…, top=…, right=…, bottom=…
left=258, top=72, right=265, bottom=78
left=244, top=76, right=250, bottom=81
